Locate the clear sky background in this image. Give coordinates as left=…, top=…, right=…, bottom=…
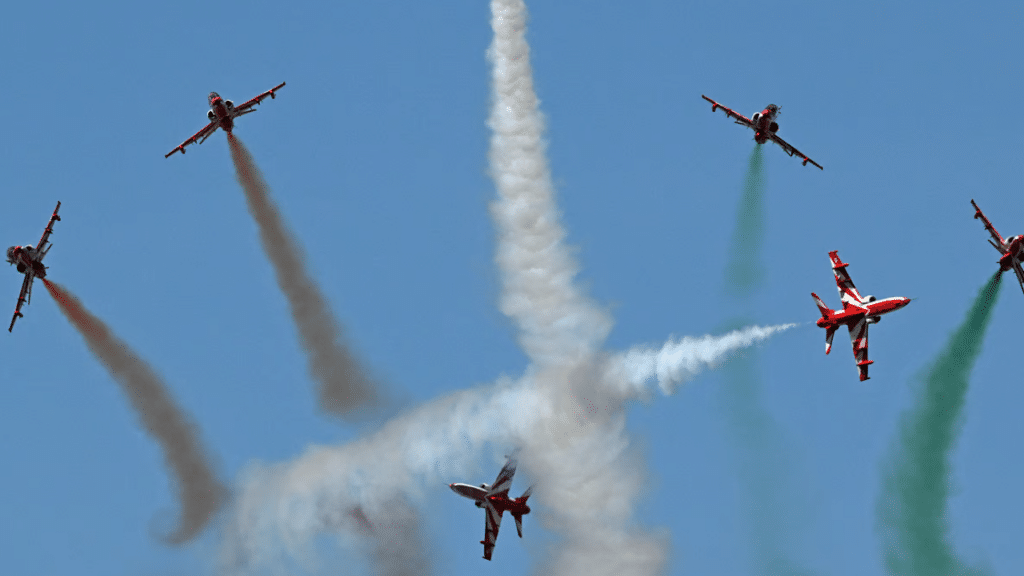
left=1, top=1, right=1022, bottom=575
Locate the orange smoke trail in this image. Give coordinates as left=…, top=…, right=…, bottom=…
left=227, top=133, right=378, bottom=417
left=43, top=279, right=227, bottom=544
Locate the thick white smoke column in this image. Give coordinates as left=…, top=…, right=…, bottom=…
left=488, top=0, right=613, bottom=366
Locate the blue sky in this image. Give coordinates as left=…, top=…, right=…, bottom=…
left=1, top=1, right=1022, bottom=575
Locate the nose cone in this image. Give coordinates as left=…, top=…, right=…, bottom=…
left=896, top=297, right=912, bottom=309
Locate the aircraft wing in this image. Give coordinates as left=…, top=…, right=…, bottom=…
left=767, top=131, right=823, bottom=169
left=481, top=502, right=503, bottom=561
left=701, top=95, right=754, bottom=128
left=233, top=82, right=287, bottom=114
left=1011, top=259, right=1024, bottom=296
left=848, top=317, right=871, bottom=381
left=36, top=201, right=61, bottom=261
left=165, top=121, right=218, bottom=158
left=970, top=199, right=1007, bottom=252
left=9, top=274, right=32, bottom=332
left=487, top=455, right=517, bottom=497
left=828, top=251, right=867, bottom=309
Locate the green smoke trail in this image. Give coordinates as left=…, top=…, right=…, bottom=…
left=718, top=321, right=820, bottom=576
left=878, top=273, right=1002, bottom=576
left=725, top=145, right=766, bottom=296
left=718, top=147, right=822, bottom=575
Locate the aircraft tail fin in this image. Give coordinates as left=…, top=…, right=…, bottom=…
left=513, top=486, right=532, bottom=538
left=811, top=292, right=832, bottom=318
left=512, top=512, right=525, bottom=538
left=518, top=486, right=532, bottom=502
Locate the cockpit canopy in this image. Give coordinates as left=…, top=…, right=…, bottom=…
left=766, top=104, right=780, bottom=114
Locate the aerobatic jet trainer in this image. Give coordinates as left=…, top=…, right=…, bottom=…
left=701, top=95, right=823, bottom=169
left=7, top=201, right=61, bottom=332
left=971, top=199, right=1024, bottom=295
left=449, top=454, right=533, bottom=561
left=811, top=251, right=910, bottom=381
left=165, top=82, right=286, bottom=157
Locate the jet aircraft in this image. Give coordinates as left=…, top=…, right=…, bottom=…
left=701, top=94, right=823, bottom=169
left=970, top=199, right=1024, bottom=294
left=7, top=201, right=61, bottom=332
left=165, top=82, right=286, bottom=157
left=449, top=455, right=533, bottom=561
left=811, top=251, right=910, bottom=381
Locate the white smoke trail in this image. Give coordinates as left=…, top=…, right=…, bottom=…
left=608, top=323, right=799, bottom=397
left=487, top=0, right=612, bottom=366
left=218, top=325, right=794, bottom=574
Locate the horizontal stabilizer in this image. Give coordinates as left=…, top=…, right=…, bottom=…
left=856, top=360, right=874, bottom=367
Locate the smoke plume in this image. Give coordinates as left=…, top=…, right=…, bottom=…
left=878, top=273, right=1001, bottom=576
left=43, top=279, right=226, bottom=544
left=606, top=323, right=797, bottom=396
left=228, top=134, right=378, bottom=417
left=725, top=146, right=766, bottom=295
left=487, top=0, right=612, bottom=366
left=716, top=143, right=822, bottom=575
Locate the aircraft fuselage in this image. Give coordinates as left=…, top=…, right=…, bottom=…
left=449, top=482, right=531, bottom=515
left=751, top=105, right=779, bottom=144
left=816, top=297, right=910, bottom=329
left=6, top=246, right=45, bottom=278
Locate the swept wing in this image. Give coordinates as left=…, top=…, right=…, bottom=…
left=829, top=251, right=868, bottom=309
left=701, top=95, right=754, bottom=128
left=36, top=201, right=61, bottom=261
left=165, top=121, right=218, bottom=158
left=847, top=317, right=871, bottom=381
left=766, top=131, right=823, bottom=170
left=9, top=274, right=32, bottom=332
left=481, top=501, right=503, bottom=561
left=487, top=456, right=517, bottom=498
left=232, top=81, right=287, bottom=115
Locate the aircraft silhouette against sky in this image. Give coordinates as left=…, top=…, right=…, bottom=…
left=164, top=82, right=286, bottom=158
left=971, top=199, right=1024, bottom=295
left=6, top=201, right=61, bottom=332
left=811, top=251, right=911, bottom=381
left=701, top=94, right=823, bottom=170
left=449, top=454, right=533, bottom=561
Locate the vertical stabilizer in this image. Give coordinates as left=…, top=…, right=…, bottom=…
left=811, top=292, right=832, bottom=318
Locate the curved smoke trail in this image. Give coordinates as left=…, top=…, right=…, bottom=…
left=228, top=134, right=378, bottom=417
left=43, top=279, right=227, bottom=544
left=878, top=273, right=1001, bottom=576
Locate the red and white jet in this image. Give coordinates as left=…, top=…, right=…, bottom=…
left=6, top=201, right=61, bottom=332
left=701, top=95, right=823, bottom=170
left=165, top=82, right=286, bottom=157
left=449, top=455, right=533, bottom=561
left=971, top=199, right=1024, bottom=295
left=811, top=251, right=910, bottom=381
